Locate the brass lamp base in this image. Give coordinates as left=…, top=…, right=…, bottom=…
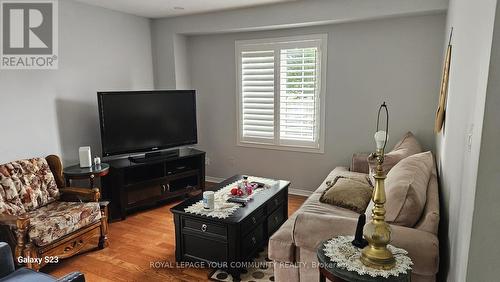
left=360, top=245, right=396, bottom=270
left=360, top=148, right=396, bottom=270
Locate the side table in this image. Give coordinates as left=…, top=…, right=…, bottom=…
left=63, top=163, right=110, bottom=188
left=317, top=237, right=412, bottom=282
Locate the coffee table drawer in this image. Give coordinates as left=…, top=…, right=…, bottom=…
left=267, top=191, right=286, bottom=213
left=183, top=234, right=228, bottom=262
left=183, top=218, right=227, bottom=238
left=241, top=224, right=264, bottom=255
left=241, top=207, right=265, bottom=236
left=267, top=204, right=285, bottom=236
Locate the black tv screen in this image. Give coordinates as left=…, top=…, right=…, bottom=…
left=98, top=90, right=197, bottom=157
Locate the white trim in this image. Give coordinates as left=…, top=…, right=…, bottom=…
left=288, top=188, right=313, bottom=197
left=237, top=141, right=324, bottom=154
left=235, top=34, right=327, bottom=154
left=205, top=176, right=225, bottom=183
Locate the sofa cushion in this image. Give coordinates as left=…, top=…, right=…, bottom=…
left=368, top=132, right=423, bottom=184
left=320, top=177, right=373, bottom=213
left=0, top=158, right=59, bottom=215
left=27, top=201, right=101, bottom=246
left=366, top=151, right=433, bottom=227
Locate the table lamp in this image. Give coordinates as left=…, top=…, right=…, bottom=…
left=360, top=102, right=396, bottom=270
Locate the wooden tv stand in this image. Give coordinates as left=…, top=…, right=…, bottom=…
left=101, top=148, right=205, bottom=220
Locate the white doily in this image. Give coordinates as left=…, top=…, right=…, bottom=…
left=323, top=236, right=413, bottom=278
left=184, top=176, right=278, bottom=219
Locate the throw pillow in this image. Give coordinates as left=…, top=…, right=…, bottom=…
left=367, top=131, right=423, bottom=185
left=365, top=151, right=434, bottom=227
left=321, top=176, right=373, bottom=214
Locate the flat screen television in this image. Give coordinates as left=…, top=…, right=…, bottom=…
left=97, top=90, right=197, bottom=157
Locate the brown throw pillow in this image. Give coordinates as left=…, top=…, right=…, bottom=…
left=367, top=131, right=423, bottom=185
left=321, top=176, right=373, bottom=214
left=365, top=151, right=433, bottom=227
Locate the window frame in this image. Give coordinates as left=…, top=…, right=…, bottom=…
left=235, top=34, right=327, bottom=154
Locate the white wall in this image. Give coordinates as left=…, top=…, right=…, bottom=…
left=0, top=0, right=154, bottom=164
left=435, top=0, right=497, bottom=281
left=466, top=3, right=500, bottom=280
left=188, top=14, right=445, bottom=191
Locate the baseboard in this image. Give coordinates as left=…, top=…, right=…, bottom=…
left=288, top=188, right=313, bottom=197
left=205, top=176, right=225, bottom=183
left=206, top=176, right=313, bottom=197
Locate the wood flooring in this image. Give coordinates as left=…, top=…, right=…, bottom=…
left=43, top=183, right=306, bottom=282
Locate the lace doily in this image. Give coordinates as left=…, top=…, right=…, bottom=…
left=184, top=176, right=278, bottom=219
left=323, top=236, right=413, bottom=278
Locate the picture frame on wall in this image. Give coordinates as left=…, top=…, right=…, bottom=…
left=435, top=28, right=453, bottom=133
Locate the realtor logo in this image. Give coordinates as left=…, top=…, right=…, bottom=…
left=1, top=0, right=58, bottom=69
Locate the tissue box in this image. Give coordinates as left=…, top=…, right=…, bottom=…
left=79, top=146, right=92, bottom=168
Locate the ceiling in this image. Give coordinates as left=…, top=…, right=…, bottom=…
left=75, top=0, right=298, bottom=18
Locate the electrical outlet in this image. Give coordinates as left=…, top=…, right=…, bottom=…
left=205, top=157, right=210, bottom=166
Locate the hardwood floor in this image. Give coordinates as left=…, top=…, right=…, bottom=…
left=43, top=183, right=306, bottom=282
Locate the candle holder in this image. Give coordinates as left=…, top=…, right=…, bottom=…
left=360, top=102, right=396, bottom=270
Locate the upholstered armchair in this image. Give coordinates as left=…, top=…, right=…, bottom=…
left=0, top=155, right=108, bottom=270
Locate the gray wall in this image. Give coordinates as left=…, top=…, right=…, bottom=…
left=466, top=2, right=500, bottom=280
left=435, top=0, right=498, bottom=280
left=0, top=0, right=154, bottom=164
left=151, top=0, right=447, bottom=90
left=188, top=14, right=445, bottom=191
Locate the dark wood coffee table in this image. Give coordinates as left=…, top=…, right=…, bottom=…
left=171, top=175, right=290, bottom=278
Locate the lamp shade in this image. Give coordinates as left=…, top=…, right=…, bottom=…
left=374, top=130, right=388, bottom=150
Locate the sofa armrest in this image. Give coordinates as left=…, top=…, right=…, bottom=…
left=351, top=153, right=371, bottom=174
left=59, top=187, right=100, bottom=202
left=57, top=271, right=85, bottom=282
left=0, top=242, right=15, bottom=278
left=293, top=212, right=439, bottom=276
left=293, top=213, right=358, bottom=250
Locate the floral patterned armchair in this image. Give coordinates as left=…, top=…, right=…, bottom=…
left=0, top=155, right=108, bottom=270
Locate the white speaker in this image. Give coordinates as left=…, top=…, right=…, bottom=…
left=79, top=146, right=92, bottom=168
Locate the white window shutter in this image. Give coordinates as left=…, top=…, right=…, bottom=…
left=280, top=47, right=319, bottom=145
left=236, top=34, right=326, bottom=152
left=241, top=50, right=275, bottom=141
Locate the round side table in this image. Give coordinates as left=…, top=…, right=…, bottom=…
left=317, top=237, right=411, bottom=282
left=63, top=163, right=110, bottom=188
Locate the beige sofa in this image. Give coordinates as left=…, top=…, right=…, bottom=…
left=269, top=154, right=440, bottom=282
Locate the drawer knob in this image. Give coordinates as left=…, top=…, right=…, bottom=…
left=252, top=237, right=256, bottom=244
left=201, top=224, right=207, bottom=232
left=274, top=216, right=279, bottom=223
left=252, top=217, right=256, bottom=224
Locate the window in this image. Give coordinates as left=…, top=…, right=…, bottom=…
left=236, top=34, right=327, bottom=153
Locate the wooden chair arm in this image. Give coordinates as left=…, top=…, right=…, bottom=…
left=59, top=187, right=100, bottom=202
left=0, top=214, right=19, bottom=227
left=0, top=213, right=30, bottom=262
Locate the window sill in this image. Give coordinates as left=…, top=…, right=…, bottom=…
left=237, top=141, right=325, bottom=154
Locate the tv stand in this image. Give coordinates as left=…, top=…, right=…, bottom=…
left=102, top=148, right=205, bottom=220
left=129, top=149, right=180, bottom=163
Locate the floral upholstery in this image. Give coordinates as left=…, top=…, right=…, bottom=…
left=0, top=158, right=59, bottom=215
left=26, top=201, right=101, bottom=246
